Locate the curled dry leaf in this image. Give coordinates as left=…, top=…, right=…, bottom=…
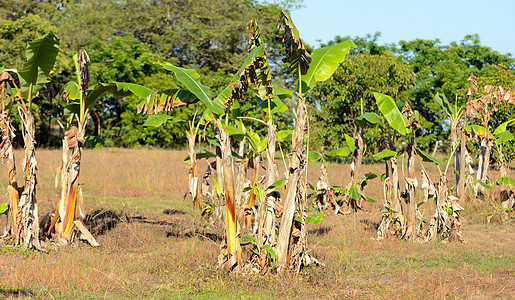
left=421, top=169, right=436, bottom=202
left=65, top=126, right=85, bottom=162
left=0, top=71, right=14, bottom=82
left=78, top=49, right=90, bottom=91
left=277, top=10, right=311, bottom=75
left=467, top=73, right=478, bottom=96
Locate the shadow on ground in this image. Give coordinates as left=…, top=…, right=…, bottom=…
left=0, top=288, right=34, bottom=298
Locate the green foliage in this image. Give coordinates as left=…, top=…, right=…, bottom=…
left=243, top=185, right=264, bottom=202
left=349, top=185, right=361, bottom=201
left=246, top=130, right=268, bottom=153
left=143, top=115, right=176, bottom=127
left=415, top=148, right=441, bottom=166
left=434, top=92, right=464, bottom=121
left=496, top=176, right=515, bottom=186
left=373, top=149, right=397, bottom=161
left=344, top=134, right=356, bottom=152
left=0, top=14, right=58, bottom=70
left=0, top=203, right=9, bottom=215
left=161, top=63, right=223, bottom=115
left=356, top=112, right=381, bottom=127
left=349, top=185, right=377, bottom=204
left=85, top=36, right=184, bottom=147
left=295, top=213, right=324, bottom=224
left=84, top=136, right=105, bottom=148
left=302, top=40, right=356, bottom=92
left=308, top=150, right=324, bottom=163
left=266, top=178, right=286, bottom=190
left=325, top=147, right=351, bottom=158
left=323, top=32, right=390, bottom=55
left=2, top=2, right=515, bottom=152
left=476, top=180, right=494, bottom=190
left=360, top=172, right=384, bottom=189
left=184, top=150, right=216, bottom=164
left=373, top=92, right=408, bottom=136
left=309, top=52, right=414, bottom=151
left=18, top=32, right=60, bottom=103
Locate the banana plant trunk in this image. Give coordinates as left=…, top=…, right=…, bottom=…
left=0, top=114, right=19, bottom=233
left=482, top=141, right=491, bottom=185
left=458, top=122, right=467, bottom=201
left=474, top=135, right=491, bottom=197
left=186, top=127, right=202, bottom=212
left=58, top=125, right=85, bottom=239
left=403, top=135, right=417, bottom=240
left=276, top=94, right=307, bottom=269
left=234, top=140, right=247, bottom=210
left=390, top=156, right=401, bottom=219
left=244, top=154, right=260, bottom=229
left=450, top=120, right=460, bottom=185
left=259, top=122, right=279, bottom=244
left=499, top=152, right=507, bottom=178
left=0, top=78, right=20, bottom=240
left=15, top=110, right=41, bottom=249
left=214, top=128, right=224, bottom=220
left=352, top=131, right=364, bottom=210
left=218, top=126, right=241, bottom=267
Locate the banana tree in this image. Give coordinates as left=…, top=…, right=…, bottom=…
left=245, top=20, right=287, bottom=251
left=374, top=145, right=403, bottom=240
left=465, top=120, right=514, bottom=196
left=139, top=34, right=275, bottom=270
left=310, top=112, right=380, bottom=215
left=349, top=112, right=381, bottom=211
left=417, top=143, right=464, bottom=242
left=308, top=147, right=351, bottom=213
left=433, top=93, right=465, bottom=185
left=275, top=10, right=356, bottom=270
left=45, top=49, right=156, bottom=245
left=373, top=92, right=423, bottom=240
left=489, top=120, right=515, bottom=217
left=0, top=71, right=20, bottom=238
left=466, top=82, right=515, bottom=197
left=0, top=33, right=60, bottom=249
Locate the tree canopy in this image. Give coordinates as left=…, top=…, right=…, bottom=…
left=0, top=1, right=514, bottom=151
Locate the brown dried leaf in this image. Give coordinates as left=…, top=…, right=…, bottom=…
left=467, top=73, right=478, bottom=96
left=78, top=49, right=90, bottom=91
left=0, top=71, right=13, bottom=82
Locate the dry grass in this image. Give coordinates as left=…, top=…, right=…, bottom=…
left=0, top=148, right=513, bottom=299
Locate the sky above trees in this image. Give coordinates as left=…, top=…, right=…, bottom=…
left=292, top=0, right=515, bottom=55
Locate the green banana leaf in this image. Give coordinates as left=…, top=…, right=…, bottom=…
left=161, top=63, right=224, bottom=115
left=373, top=149, right=398, bottom=161
left=356, top=112, right=381, bottom=127
left=18, top=32, right=60, bottom=102
left=302, top=40, right=356, bottom=92
left=373, top=92, right=408, bottom=136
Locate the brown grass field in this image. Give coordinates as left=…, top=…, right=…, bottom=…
left=0, top=148, right=513, bottom=299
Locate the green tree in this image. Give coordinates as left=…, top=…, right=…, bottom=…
left=309, top=52, right=414, bottom=151
left=84, top=35, right=183, bottom=146
left=0, top=14, right=66, bottom=146
left=323, top=32, right=391, bottom=55
left=393, top=35, right=515, bottom=150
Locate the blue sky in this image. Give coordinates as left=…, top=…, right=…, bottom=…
left=291, top=0, right=515, bottom=55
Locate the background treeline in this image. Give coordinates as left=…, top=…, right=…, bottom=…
left=1, top=0, right=514, bottom=153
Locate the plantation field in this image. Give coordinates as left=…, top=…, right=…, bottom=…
left=0, top=148, right=513, bottom=299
